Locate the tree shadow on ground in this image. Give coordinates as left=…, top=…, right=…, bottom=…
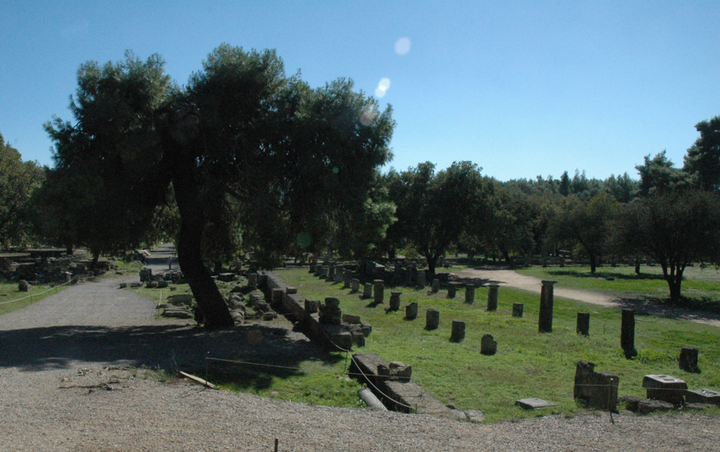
left=543, top=270, right=667, bottom=281
left=613, top=296, right=720, bottom=324
left=0, top=322, right=342, bottom=391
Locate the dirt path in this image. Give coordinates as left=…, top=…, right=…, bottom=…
left=454, top=268, right=720, bottom=327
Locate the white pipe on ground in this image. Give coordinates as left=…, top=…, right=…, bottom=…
left=359, top=388, right=387, bottom=411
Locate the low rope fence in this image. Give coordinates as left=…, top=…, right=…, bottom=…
left=0, top=279, right=73, bottom=306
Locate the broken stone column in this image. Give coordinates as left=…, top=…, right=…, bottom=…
left=416, top=270, right=426, bottom=288
left=465, top=284, right=475, bottom=304
left=271, top=288, right=284, bottom=309
left=450, top=320, right=465, bottom=342
left=538, top=280, right=556, bottom=333
left=487, top=284, right=499, bottom=311
left=351, top=278, right=360, bottom=293
left=481, top=334, right=497, bottom=355
left=679, top=347, right=699, bottom=372
left=373, top=279, right=385, bottom=304
left=248, top=273, right=258, bottom=289
left=305, top=299, right=319, bottom=314
left=335, top=266, right=344, bottom=283
left=431, top=278, right=440, bottom=293
left=447, top=282, right=458, bottom=299
left=362, top=283, right=372, bottom=299
left=319, top=297, right=342, bottom=325
left=426, top=308, right=440, bottom=330
left=573, top=360, right=619, bottom=411
left=577, top=312, right=590, bottom=336
left=406, top=301, right=418, bottom=320
left=309, top=264, right=316, bottom=273
left=320, top=266, right=329, bottom=279
left=621, top=309, right=636, bottom=357
left=512, top=303, right=524, bottom=318
left=389, top=291, right=402, bottom=311
left=327, top=265, right=336, bottom=281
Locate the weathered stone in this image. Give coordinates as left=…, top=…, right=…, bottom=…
left=319, top=297, right=342, bottom=325
left=351, top=278, right=360, bottom=293
left=416, top=270, right=426, bottom=288
left=426, top=308, right=440, bottom=330
left=360, top=320, right=373, bottom=337
left=263, top=311, right=278, bottom=321
left=621, top=309, right=636, bottom=357
left=481, top=334, right=497, bottom=355
left=320, top=266, right=329, bottom=279
left=130, top=282, right=143, bottom=288
left=335, top=266, right=344, bottom=283
left=389, top=291, right=402, bottom=311
left=286, top=286, right=298, bottom=295
left=156, top=280, right=168, bottom=289
left=538, top=280, right=556, bottom=333
left=304, top=299, right=319, bottom=314
left=620, top=395, right=643, bottom=412
left=465, top=284, right=475, bottom=304
left=350, top=328, right=365, bottom=347
left=450, top=319, right=465, bottom=342
left=515, top=398, right=559, bottom=410
left=119, top=282, right=127, bottom=289
left=577, top=312, right=590, bottom=336
left=139, top=268, right=152, bottom=282
left=230, top=310, right=245, bottom=323
left=18, top=280, right=31, bottom=292
left=146, top=281, right=158, bottom=289
left=464, top=410, right=485, bottom=423
left=309, top=264, right=316, bottom=273
left=447, top=282, right=458, bottom=298
left=487, top=284, right=498, bottom=310
left=431, top=278, right=440, bottom=293
left=512, top=302, right=523, bottom=318
left=685, top=388, right=720, bottom=405
left=637, top=398, right=674, bottom=414
left=327, top=265, right=336, bottom=281
left=343, top=313, right=361, bottom=324
left=679, top=347, right=699, bottom=372
left=247, top=272, right=258, bottom=288
left=573, top=360, right=619, bottom=411
left=405, top=301, right=418, bottom=320
left=271, top=288, right=284, bottom=308
left=218, top=273, right=235, bottom=282
left=343, top=269, right=351, bottom=288
left=373, top=279, right=384, bottom=304
left=163, top=307, right=193, bottom=319
left=167, top=294, right=193, bottom=306
left=642, top=374, right=687, bottom=404
left=362, top=283, right=372, bottom=299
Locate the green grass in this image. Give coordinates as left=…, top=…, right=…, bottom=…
left=277, top=267, right=720, bottom=422
left=0, top=280, right=68, bottom=315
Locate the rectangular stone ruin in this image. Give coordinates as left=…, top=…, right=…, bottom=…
left=576, top=312, right=590, bottom=336
left=465, top=284, right=475, bottom=304
left=218, top=273, right=235, bottom=282
left=538, top=280, right=556, bottom=333
left=447, top=282, right=459, bottom=298
left=481, top=334, right=497, bottom=355
left=373, top=280, right=384, bottom=304
left=678, top=347, right=699, bottom=372
left=486, top=284, right=498, bottom=310
left=389, top=291, right=402, bottom=311
left=426, top=308, right=439, bottom=330
left=642, top=374, right=687, bottom=404
left=362, top=283, right=372, bottom=299
left=512, top=303, right=523, bottom=318
left=515, top=398, right=559, bottom=410
left=405, top=302, right=418, bottom=320
left=685, top=388, right=720, bottom=405
left=450, top=319, right=465, bottom=342
left=350, top=278, right=360, bottom=293
left=573, top=360, right=619, bottom=410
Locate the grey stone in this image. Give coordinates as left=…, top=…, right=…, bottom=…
left=637, top=399, right=674, bottom=414
left=487, top=284, right=498, bottom=311
left=679, top=347, right=699, bottom=372
left=389, top=291, right=402, bottom=311
left=373, top=279, right=384, bottom=304
left=431, top=278, right=440, bottom=293
left=642, top=374, right=687, bottom=404
left=447, top=282, right=458, bottom=298
left=450, top=319, right=465, bottom=342
left=573, top=360, right=619, bottom=410
left=538, top=280, right=556, bottom=333
left=416, top=270, right=426, bottom=288
left=577, top=312, right=590, bottom=336
left=18, top=280, right=31, bottom=292
left=621, top=309, right=636, bottom=356
left=351, top=278, right=360, bottom=293
left=464, top=409, right=485, bottom=423
left=319, top=297, right=342, bottom=325
left=481, top=334, right=497, bottom=355
left=685, top=388, right=720, bottom=405
left=343, top=313, right=361, bottom=324
left=465, top=284, right=475, bottom=304
left=512, top=302, right=523, bottom=318
left=426, top=308, right=440, bottom=330
left=362, top=283, right=372, bottom=299
left=515, top=398, right=559, bottom=410
left=405, top=301, right=418, bottom=320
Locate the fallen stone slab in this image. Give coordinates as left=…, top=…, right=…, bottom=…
left=685, top=388, right=720, bottom=406
left=637, top=399, right=674, bottom=415
left=515, top=398, right=559, bottom=410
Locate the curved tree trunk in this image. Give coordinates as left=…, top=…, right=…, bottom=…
left=172, top=153, right=234, bottom=329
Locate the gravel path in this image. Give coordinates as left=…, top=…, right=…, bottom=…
left=0, top=264, right=718, bottom=451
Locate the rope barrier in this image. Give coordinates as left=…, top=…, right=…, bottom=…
left=0, top=280, right=72, bottom=305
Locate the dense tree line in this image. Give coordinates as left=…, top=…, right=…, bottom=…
left=2, top=45, right=720, bottom=314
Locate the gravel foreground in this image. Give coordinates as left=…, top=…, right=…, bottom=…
left=1, top=273, right=718, bottom=451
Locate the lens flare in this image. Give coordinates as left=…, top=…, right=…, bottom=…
left=395, top=37, right=411, bottom=55
left=375, top=78, right=391, bottom=98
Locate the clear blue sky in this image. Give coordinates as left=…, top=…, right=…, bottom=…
left=2, top=1, right=719, bottom=181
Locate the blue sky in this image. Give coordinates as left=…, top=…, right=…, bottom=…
left=2, top=1, right=719, bottom=181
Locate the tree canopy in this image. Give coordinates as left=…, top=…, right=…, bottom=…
left=41, top=45, right=394, bottom=327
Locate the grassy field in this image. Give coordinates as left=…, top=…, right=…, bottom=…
left=276, top=267, right=720, bottom=422
left=0, top=280, right=69, bottom=316
left=517, top=265, right=720, bottom=311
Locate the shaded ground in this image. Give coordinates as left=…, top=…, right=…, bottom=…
left=454, top=267, right=720, bottom=327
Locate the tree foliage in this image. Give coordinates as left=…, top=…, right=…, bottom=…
left=0, top=134, right=45, bottom=249
left=41, top=46, right=394, bottom=327
left=684, top=116, right=720, bottom=192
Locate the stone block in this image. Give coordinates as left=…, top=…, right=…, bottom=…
left=679, top=347, right=699, bottom=372
left=360, top=320, right=373, bottom=337
left=573, top=360, right=618, bottom=411
left=218, top=273, right=235, bottom=282
left=465, top=284, right=475, bottom=304
left=515, top=398, right=559, bottom=410
left=512, top=303, right=523, bottom=318
left=642, top=374, right=687, bottom=404
left=405, top=301, right=418, bottom=320
left=481, top=334, right=497, bottom=355
left=431, top=278, right=440, bottom=293
left=577, top=312, right=590, bottom=336
left=389, top=291, right=402, bottom=311
left=637, top=399, right=674, bottom=415
left=343, top=313, right=361, bottom=324
left=487, top=284, right=498, bottom=311
left=447, top=282, right=459, bottom=298
left=450, top=319, right=465, bottom=342
left=426, top=308, right=439, bottom=330
left=685, top=388, right=720, bottom=405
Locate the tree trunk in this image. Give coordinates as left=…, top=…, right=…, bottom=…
left=426, top=252, right=440, bottom=274
left=173, top=160, right=234, bottom=329
left=90, top=252, right=100, bottom=270
left=65, top=244, right=74, bottom=255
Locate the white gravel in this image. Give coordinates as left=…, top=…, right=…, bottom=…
left=0, top=273, right=718, bottom=451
